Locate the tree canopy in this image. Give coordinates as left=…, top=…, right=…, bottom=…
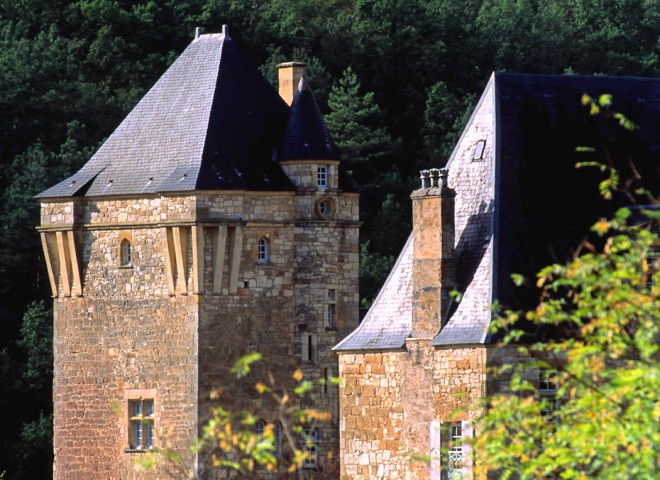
left=1, top=1, right=659, bottom=477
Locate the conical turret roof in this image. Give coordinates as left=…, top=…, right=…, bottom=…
left=279, top=77, right=338, bottom=161
left=38, top=31, right=294, bottom=198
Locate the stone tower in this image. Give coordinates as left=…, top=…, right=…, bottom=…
left=37, top=30, right=359, bottom=479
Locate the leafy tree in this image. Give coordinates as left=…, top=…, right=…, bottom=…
left=476, top=209, right=659, bottom=479
left=141, top=353, right=338, bottom=479
left=475, top=100, right=659, bottom=479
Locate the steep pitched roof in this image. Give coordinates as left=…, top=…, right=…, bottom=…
left=336, top=72, right=660, bottom=351
left=279, top=77, right=338, bottom=161
left=492, top=73, right=660, bottom=316
left=37, top=32, right=294, bottom=199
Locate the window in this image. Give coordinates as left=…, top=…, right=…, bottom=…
left=430, top=421, right=473, bottom=480
left=317, top=166, right=328, bottom=189
left=315, top=197, right=335, bottom=219
left=258, top=237, right=269, bottom=264
left=446, top=423, right=464, bottom=479
left=128, top=399, right=154, bottom=450
left=302, top=334, right=316, bottom=362
left=472, top=139, right=486, bottom=161
left=255, top=419, right=266, bottom=436
left=540, top=369, right=559, bottom=429
left=321, top=368, right=330, bottom=394
left=326, top=289, right=336, bottom=328
left=318, top=200, right=330, bottom=216
left=120, top=238, right=132, bottom=266
left=274, top=421, right=283, bottom=457
left=303, top=428, right=319, bottom=468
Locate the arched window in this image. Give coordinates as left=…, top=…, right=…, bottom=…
left=274, top=421, right=283, bottom=457
left=255, top=419, right=266, bottom=436
left=120, top=239, right=132, bottom=266
left=258, top=237, right=269, bottom=263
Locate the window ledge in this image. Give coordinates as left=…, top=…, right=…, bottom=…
left=118, top=265, right=133, bottom=270
left=124, top=448, right=153, bottom=453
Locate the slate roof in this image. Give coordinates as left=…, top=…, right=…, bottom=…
left=336, top=72, right=660, bottom=351
left=37, top=32, right=295, bottom=198
left=279, top=77, right=338, bottom=161
left=333, top=235, right=414, bottom=351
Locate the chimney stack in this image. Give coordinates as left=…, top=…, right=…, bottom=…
left=411, top=168, right=456, bottom=338
left=277, top=62, right=306, bottom=106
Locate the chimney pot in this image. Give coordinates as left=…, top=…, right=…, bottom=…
left=420, top=170, right=430, bottom=189
left=429, top=168, right=440, bottom=187
left=222, top=25, right=229, bottom=36
left=439, top=168, right=449, bottom=189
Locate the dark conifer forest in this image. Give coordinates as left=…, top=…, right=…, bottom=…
left=1, top=1, right=658, bottom=477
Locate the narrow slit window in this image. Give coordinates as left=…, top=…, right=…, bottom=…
left=322, top=367, right=331, bottom=394
left=540, top=369, right=559, bottom=429
left=274, top=421, right=283, bottom=457
left=120, top=239, right=132, bottom=266
left=326, top=289, right=336, bottom=328
left=258, top=237, right=269, bottom=264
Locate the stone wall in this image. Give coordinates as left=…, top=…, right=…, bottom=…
left=45, top=200, right=199, bottom=479
left=338, top=344, right=531, bottom=480
left=42, top=185, right=359, bottom=479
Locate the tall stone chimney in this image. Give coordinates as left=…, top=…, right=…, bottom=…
left=277, top=62, right=306, bottom=106
left=411, top=168, right=456, bottom=338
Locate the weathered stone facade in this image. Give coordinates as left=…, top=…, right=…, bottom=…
left=41, top=185, right=359, bottom=478
left=39, top=31, right=359, bottom=480
left=334, top=75, right=526, bottom=479
left=337, top=345, right=531, bottom=479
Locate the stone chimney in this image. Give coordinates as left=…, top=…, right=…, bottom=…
left=411, top=168, right=456, bottom=338
left=277, top=62, right=306, bottom=106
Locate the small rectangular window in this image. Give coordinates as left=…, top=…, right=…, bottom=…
left=317, top=166, right=328, bottom=189
left=326, top=289, right=337, bottom=328
left=303, top=429, right=319, bottom=468
left=473, top=140, right=486, bottom=161
left=128, top=399, right=155, bottom=450
left=540, top=370, right=559, bottom=429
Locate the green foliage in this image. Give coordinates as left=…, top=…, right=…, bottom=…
left=230, top=352, right=262, bottom=378
left=422, top=81, right=475, bottom=168
left=359, top=241, right=395, bottom=309
left=477, top=213, right=659, bottom=478
left=144, top=357, right=336, bottom=479
left=17, top=301, right=53, bottom=392
left=2, top=1, right=660, bottom=476
left=326, top=66, right=399, bottom=170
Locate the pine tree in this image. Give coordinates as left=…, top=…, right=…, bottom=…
left=326, top=67, right=398, bottom=176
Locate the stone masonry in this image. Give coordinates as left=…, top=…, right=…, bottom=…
left=41, top=184, right=359, bottom=478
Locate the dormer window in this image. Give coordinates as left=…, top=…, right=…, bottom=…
left=473, top=140, right=486, bottom=161
left=258, top=238, right=269, bottom=263
left=317, top=166, right=328, bottom=190
left=120, top=239, right=132, bottom=266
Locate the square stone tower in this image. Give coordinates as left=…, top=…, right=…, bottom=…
left=37, top=29, right=359, bottom=479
